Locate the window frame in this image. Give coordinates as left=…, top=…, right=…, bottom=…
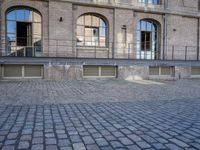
left=76, top=14, right=108, bottom=48
left=6, top=7, right=42, bottom=55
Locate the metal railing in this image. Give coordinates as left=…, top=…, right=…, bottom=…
left=0, top=39, right=199, bottom=61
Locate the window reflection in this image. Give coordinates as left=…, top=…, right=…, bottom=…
left=137, top=19, right=159, bottom=59
left=138, top=0, right=161, bottom=5
left=6, top=8, right=42, bottom=56
left=76, top=14, right=108, bottom=47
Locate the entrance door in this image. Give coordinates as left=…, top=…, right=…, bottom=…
left=16, top=22, right=33, bottom=56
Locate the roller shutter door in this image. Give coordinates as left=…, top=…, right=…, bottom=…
left=83, top=66, right=99, bottom=76
left=24, top=65, right=42, bottom=77
left=4, top=65, right=22, bottom=77
left=191, top=67, right=200, bottom=75
left=149, top=66, right=175, bottom=77
left=101, top=66, right=116, bottom=77
left=83, top=66, right=116, bottom=77
left=3, top=65, right=43, bottom=79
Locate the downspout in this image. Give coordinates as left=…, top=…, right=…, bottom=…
left=162, top=14, right=166, bottom=60
left=162, top=0, right=168, bottom=60
left=197, top=18, right=199, bottom=60
left=112, top=8, right=115, bottom=59
left=0, top=0, right=2, bottom=56
left=48, top=0, right=50, bottom=57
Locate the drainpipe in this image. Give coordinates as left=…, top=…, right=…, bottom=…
left=112, top=8, right=115, bottom=59
left=197, top=18, right=199, bottom=61
left=48, top=0, right=50, bottom=57
left=163, top=14, right=167, bottom=60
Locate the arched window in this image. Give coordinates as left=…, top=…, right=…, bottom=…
left=76, top=14, right=108, bottom=47
left=136, top=19, right=160, bottom=59
left=138, top=0, right=161, bottom=5
left=6, top=7, right=42, bottom=56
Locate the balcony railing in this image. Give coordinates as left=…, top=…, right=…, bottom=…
left=0, top=39, right=199, bottom=61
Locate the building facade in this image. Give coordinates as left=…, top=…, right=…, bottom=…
left=0, top=0, right=200, bottom=80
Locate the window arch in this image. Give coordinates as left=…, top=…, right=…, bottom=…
left=6, top=7, right=42, bottom=56
left=138, top=0, right=161, bottom=5
left=136, top=19, right=160, bottom=59
left=76, top=13, right=108, bottom=47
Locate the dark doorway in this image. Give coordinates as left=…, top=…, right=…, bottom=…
left=17, top=22, right=32, bottom=46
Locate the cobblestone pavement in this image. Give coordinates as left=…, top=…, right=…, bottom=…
left=0, top=99, right=200, bottom=150
left=0, top=79, right=200, bottom=150
left=0, top=79, right=200, bottom=105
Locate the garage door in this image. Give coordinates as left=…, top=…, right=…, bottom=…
left=83, top=66, right=117, bottom=77
left=3, top=65, right=43, bottom=79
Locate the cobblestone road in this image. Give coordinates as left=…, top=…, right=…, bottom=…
left=0, top=79, right=200, bottom=105
left=0, top=100, right=200, bottom=150
left=0, top=79, right=200, bottom=150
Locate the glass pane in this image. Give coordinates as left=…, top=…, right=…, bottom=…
left=6, top=34, right=16, bottom=47
left=77, top=16, right=84, bottom=25
left=137, top=31, right=140, bottom=41
left=25, top=10, right=32, bottom=21
left=33, top=38, right=42, bottom=47
left=85, top=15, right=92, bottom=26
left=33, top=23, right=42, bottom=35
left=100, top=19, right=106, bottom=27
left=146, top=32, right=151, bottom=42
left=100, top=27, right=106, bottom=37
left=146, top=22, right=152, bottom=31
left=92, top=16, right=99, bottom=27
left=7, top=21, right=16, bottom=34
left=16, top=9, right=25, bottom=21
left=93, top=28, right=99, bottom=37
left=100, top=38, right=106, bottom=47
left=141, top=31, right=145, bottom=42
left=76, top=36, right=84, bottom=46
left=77, top=26, right=84, bottom=36
left=141, top=21, right=146, bottom=31
left=7, top=10, right=16, bottom=20
left=33, top=12, right=41, bottom=22
left=85, top=27, right=92, bottom=37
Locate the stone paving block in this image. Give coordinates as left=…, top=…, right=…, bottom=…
left=165, top=143, right=183, bottom=150
left=110, top=141, right=123, bottom=148
left=31, top=144, right=44, bottom=150
left=18, top=141, right=30, bottom=149
left=86, top=144, right=100, bottom=150
left=58, top=139, right=70, bottom=147
left=1, top=145, right=15, bottom=150
left=46, top=145, right=58, bottom=150
left=73, top=143, right=86, bottom=150
left=118, top=137, right=133, bottom=145
left=45, top=138, right=57, bottom=145
left=169, top=138, right=189, bottom=147
left=127, top=134, right=142, bottom=142
left=82, top=136, right=95, bottom=145
left=136, top=141, right=151, bottom=149
left=95, top=138, right=109, bottom=146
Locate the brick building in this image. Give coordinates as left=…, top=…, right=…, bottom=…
left=0, top=0, right=200, bottom=80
